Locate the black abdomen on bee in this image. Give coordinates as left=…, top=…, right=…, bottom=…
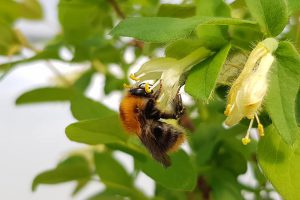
left=139, top=120, right=185, bottom=167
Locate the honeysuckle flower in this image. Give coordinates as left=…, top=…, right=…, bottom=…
left=223, top=38, right=278, bottom=145
left=128, top=47, right=212, bottom=113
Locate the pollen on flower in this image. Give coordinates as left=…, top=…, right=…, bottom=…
left=125, top=47, right=212, bottom=114
left=258, top=123, right=264, bottom=136
left=123, top=83, right=131, bottom=88
left=129, top=73, right=140, bottom=81
left=145, top=82, right=151, bottom=93
left=224, top=104, right=232, bottom=116
left=242, top=137, right=251, bottom=145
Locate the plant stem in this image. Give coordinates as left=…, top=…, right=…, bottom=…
left=178, top=47, right=212, bottom=71
left=46, top=61, right=71, bottom=86
left=107, top=0, right=125, bottom=19
left=107, top=0, right=144, bottom=49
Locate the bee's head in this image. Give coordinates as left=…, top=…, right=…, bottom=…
left=129, top=83, right=153, bottom=97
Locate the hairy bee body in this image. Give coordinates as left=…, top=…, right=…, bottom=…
left=139, top=119, right=185, bottom=165
left=119, top=85, right=186, bottom=167
left=119, top=94, right=145, bottom=135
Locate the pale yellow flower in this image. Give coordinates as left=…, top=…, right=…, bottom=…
left=224, top=38, right=278, bottom=144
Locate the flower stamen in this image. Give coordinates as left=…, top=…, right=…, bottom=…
left=149, top=80, right=160, bottom=91
left=255, top=113, right=264, bottom=136
left=123, top=83, right=131, bottom=88
left=242, top=117, right=254, bottom=145
left=258, top=124, right=264, bottom=137
left=224, top=104, right=232, bottom=116
left=145, top=82, right=152, bottom=93
left=242, top=137, right=251, bottom=145
left=130, top=73, right=145, bottom=81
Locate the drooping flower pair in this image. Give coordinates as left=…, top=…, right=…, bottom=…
left=224, top=38, right=278, bottom=145
left=126, top=47, right=212, bottom=113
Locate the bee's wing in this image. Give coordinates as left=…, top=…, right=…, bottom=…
left=139, top=126, right=171, bottom=167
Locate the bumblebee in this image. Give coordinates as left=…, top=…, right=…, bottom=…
left=119, top=83, right=188, bottom=167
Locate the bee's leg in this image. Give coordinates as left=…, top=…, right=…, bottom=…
left=159, top=112, right=177, bottom=119
left=174, top=93, right=185, bottom=118
left=173, top=94, right=195, bottom=131
left=144, top=99, right=161, bottom=119
left=145, top=98, right=177, bottom=119
left=153, top=81, right=162, bottom=100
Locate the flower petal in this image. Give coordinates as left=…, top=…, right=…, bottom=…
left=224, top=103, right=244, bottom=127
left=134, top=57, right=178, bottom=77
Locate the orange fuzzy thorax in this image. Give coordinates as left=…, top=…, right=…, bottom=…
left=119, top=94, right=146, bottom=136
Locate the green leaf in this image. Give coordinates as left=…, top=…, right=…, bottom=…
left=155, top=184, right=187, bottom=200
left=32, top=155, right=91, bottom=191
left=195, top=25, right=228, bottom=50
left=0, top=0, right=42, bottom=22
left=19, top=0, right=43, bottom=19
left=88, top=184, right=148, bottom=200
left=0, top=20, right=21, bottom=55
left=287, top=0, right=300, bottom=14
left=191, top=120, right=248, bottom=172
left=72, top=179, right=90, bottom=196
left=221, top=132, right=257, bottom=162
left=136, top=150, right=197, bottom=191
left=93, top=151, right=148, bottom=200
left=190, top=122, right=222, bottom=166
left=73, top=69, right=94, bottom=92
left=244, top=0, right=288, bottom=36
left=111, top=17, right=256, bottom=43
left=33, top=40, right=63, bottom=60
left=58, top=0, right=111, bottom=44
left=104, top=73, right=124, bottom=94
left=93, top=43, right=121, bottom=64
left=0, top=38, right=64, bottom=72
left=88, top=192, right=126, bottom=200
left=210, top=169, right=243, bottom=200
left=72, top=39, right=121, bottom=62
left=297, top=91, right=300, bottom=125
left=94, top=151, right=132, bottom=186
left=16, top=87, right=74, bottom=104
left=70, top=94, right=115, bottom=120
left=216, top=148, right=247, bottom=176
left=65, top=115, right=127, bottom=145
left=157, top=4, right=195, bottom=18
left=265, top=42, right=300, bottom=144
left=229, top=26, right=264, bottom=51
left=117, top=0, right=159, bottom=17
left=165, top=39, right=204, bottom=59
left=195, top=0, right=230, bottom=49
left=185, top=44, right=231, bottom=101
left=258, top=125, right=300, bottom=200
left=106, top=142, right=147, bottom=161
left=195, top=0, right=230, bottom=17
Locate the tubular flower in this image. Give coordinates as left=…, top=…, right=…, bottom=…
left=128, top=47, right=212, bottom=113
left=223, top=38, right=278, bottom=145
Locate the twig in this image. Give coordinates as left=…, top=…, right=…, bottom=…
left=15, top=32, right=72, bottom=86
left=197, top=176, right=211, bottom=200
left=107, top=0, right=125, bottom=19
left=107, top=0, right=144, bottom=49
left=46, top=60, right=71, bottom=86
left=128, top=40, right=145, bottom=49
